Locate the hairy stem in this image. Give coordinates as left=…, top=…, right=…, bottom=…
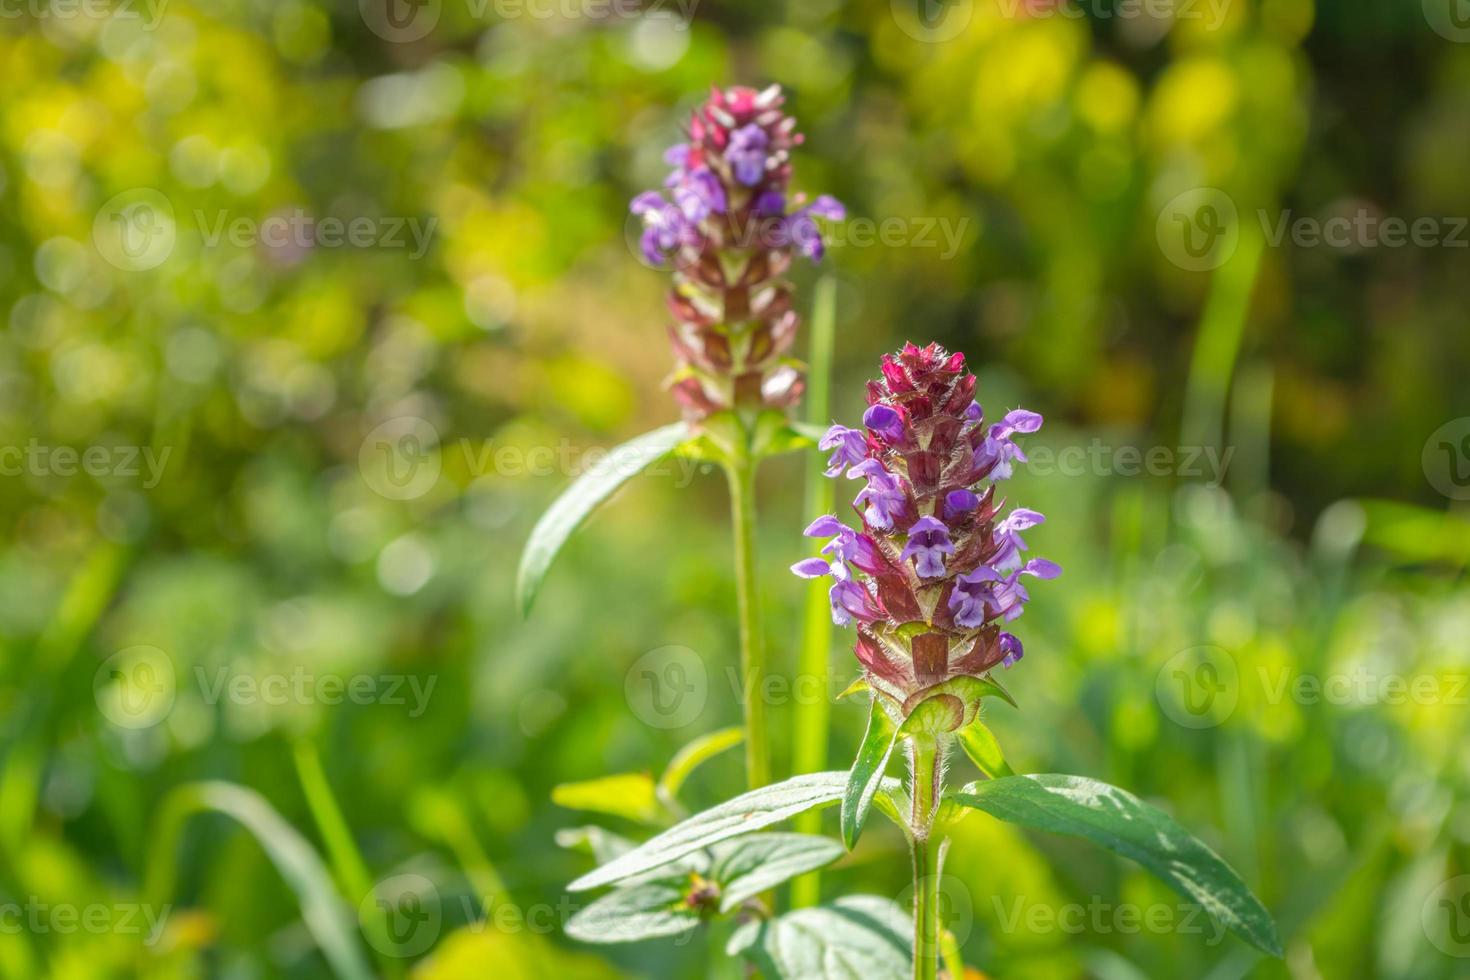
left=910, top=736, right=943, bottom=980
left=726, top=454, right=771, bottom=790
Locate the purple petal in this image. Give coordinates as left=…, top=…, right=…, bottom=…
left=791, top=557, right=833, bottom=579
left=806, top=195, right=846, bottom=221
left=1022, top=558, right=1062, bottom=579
left=863, top=404, right=904, bottom=442
left=964, top=401, right=984, bottom=423
left=804, top=515, right=845, bottom=538
left=1003, top=408, right=1043, bottom=434
left=943, top=489, right=978, bottom=521
left=999, top=633, right=1024, bottom=667
left=1002, top=508, right=1045, bottom=531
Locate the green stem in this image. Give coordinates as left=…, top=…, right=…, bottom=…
left=726, top=454, right=771, bottom=790
left=909, top=737, right=943, bottom=980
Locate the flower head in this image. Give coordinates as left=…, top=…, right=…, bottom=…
left=629, top=85, right=846, bottom=425
left=792, top=342, right=1058, bottom=727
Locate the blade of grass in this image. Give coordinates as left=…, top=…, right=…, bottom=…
left=791, top=276, right=837, bottom=908
left=293, top=741, right=403, bottom=980
left=144, top=782, right=375, bottom=980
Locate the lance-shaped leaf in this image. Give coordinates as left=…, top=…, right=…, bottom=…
left=516, top=421, right=691, bottom=616
left=953, top=774, right=1282, bottom=957
left=569, top=772, right=861, bottom=892
left=552, top=773, right=662, bottom=825
left=956, top=719, right=1015, bottom=780
left=709, top=833, right=846, bottom=913
left=842, top=698, right=899, bottom=849
left=727, top=895, right=910, bottom=979
left=564, top=882, right=701, bottom=944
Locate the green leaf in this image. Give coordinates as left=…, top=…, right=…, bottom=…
left=564, top=882, right=701, bottom=944
left=657, top=727, right=744, bottom=805
left=899, top=693, right=966, bottom=735
left=953, top=774, right=1282, bottom=957
left=516, top=421, right=691, bottom=616
left=145, top=782, right=374, bottom=980
left=568, top=772, right=862, bottom=892
left=842, top=698, right=899, bottom=849
left=956, top=720, right=1015, bottom=779
left=753, top=409, right=819, bottom=458
left=552, top=773, right=662, bottom=825
left=708, top=833, right=846, bottom=913
left=727, top=895, right=911, bottom=979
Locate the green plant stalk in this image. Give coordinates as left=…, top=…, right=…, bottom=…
left=726, top=451, right=771, bottom=791
left=909, top=736, right=943, bottom=980
left=791, top=276, right=837, bottom=907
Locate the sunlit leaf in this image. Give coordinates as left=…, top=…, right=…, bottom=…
left=953, top=774, right=1282, bottom=957
left=709, top=833, right=845, bottom=912
left=516, top=422, right=691, bottom=616
left=726, top=895, right=910, bottom=979
left=564, top=883, right=701, bottom=944
left=568, top=772, right=860, bottom=892
left=956, top=720, right=1015, bottom=780
left=552, top=773, right=662, bottom=825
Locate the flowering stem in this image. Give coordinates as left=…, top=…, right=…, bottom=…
left=725, top=451, right=771, bottom=790
left=909, top=735, right=944, bottom=980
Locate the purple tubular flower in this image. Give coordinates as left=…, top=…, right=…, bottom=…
left=851, top=459, right=907, bottom=530
left=792, top=515, right=884, bottom=625
left=999, top=633, right=1024, bottom=667
left=726, top=123, right=770, bottom=186
left=786, top=195, right=847, bottom=261
left=819, top=424, right=868, bottom=477
left=671, top=168, right=727, bottom=222
left=863, top=404, right=905, bottom=442
left=900, top=516, right=955, bottom=579
left=948, top=566, right=998, bottom=628
left=975, top=406, right=1043, bottom=481
left=992, top=508, right=1044, bottom=570
left=964, top=401, right=984, bottom=423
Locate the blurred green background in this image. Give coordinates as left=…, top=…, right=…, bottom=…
left=2, top=0, right=1469, bottom=977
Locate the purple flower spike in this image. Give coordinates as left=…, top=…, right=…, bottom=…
left=819, top=424, right=868, bottom=477
left=726, top=123, right=770, bottom=186
left=863, top=404, right=905, bottom=442
left=943, top=489, right=979, bottom=521
left=900, top=516, right=955, bottom=579
left=851, top=459, right=907, bottom=530
left=999, top=632, right=1024, bottom=667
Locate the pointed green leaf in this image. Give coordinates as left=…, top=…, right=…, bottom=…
left=956, top=720, right=1015, bottom=779
left=657, top=727, right=744, bottom=804
left=709, top=833, right=845, bottom=913
left=835, top=676, right=870, bottom=700
left=564, top=882, right=701, bottom=944
left=842, top=698, right=900, bottom=849
left=953, top=774, right=1282, bottom=957
left=568, top=772, right=863, bottom=892
left=899, top=693, right=966, bottom=735
left=516, top=422, right=691, bottom=616
left=726, top=895, right=910, bottom=979
left=552, top=773, right=662, bottom=825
